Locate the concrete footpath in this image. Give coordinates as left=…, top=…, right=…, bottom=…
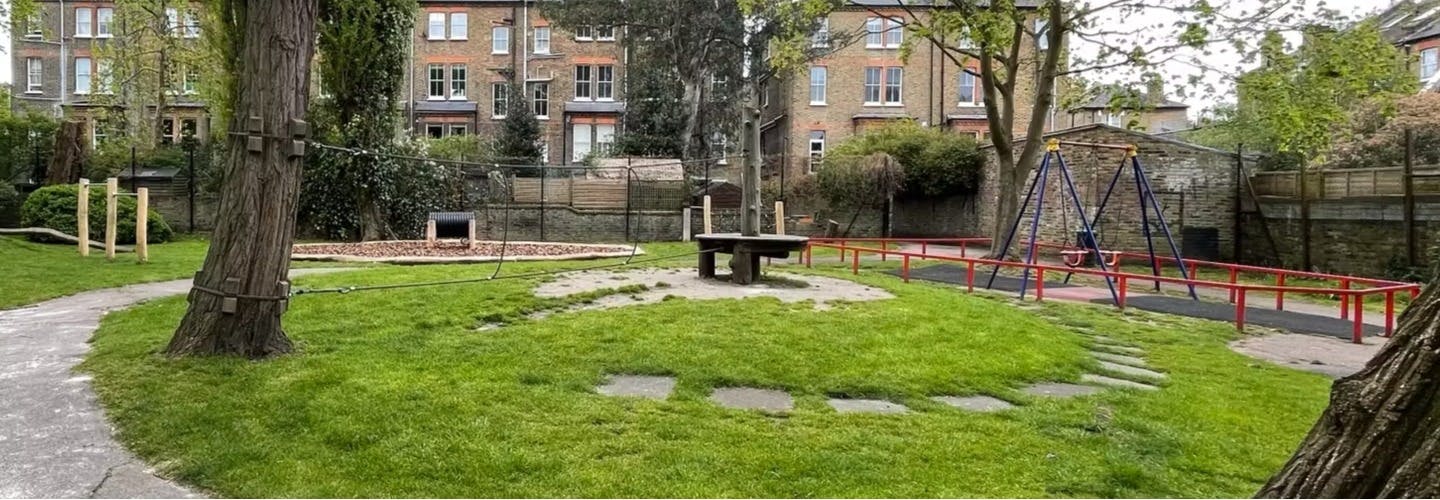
left=0, top=269, right=348, bottom=499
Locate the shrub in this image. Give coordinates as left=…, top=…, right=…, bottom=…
left=299, top=138, right=467, bottom=240
left=19, top=184, right=173, bottom=244
left=0, top=183, right=22, bottom=227
left=829, top=121, right=985, bottom=198
left=815, top=153, right=905, bottom=209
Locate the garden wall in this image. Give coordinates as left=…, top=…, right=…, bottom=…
left=1240, top=197, right=1440, bottom=277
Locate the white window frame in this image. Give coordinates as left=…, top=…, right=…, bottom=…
left=884, top=17, right=903, bottom=47
left=574, top=25, right=592, bottom=41
left=75, top=58, right=92, bottom=95
left=597, top=65, right=614, bottom=101
left=863, top=66, right=881, bottom=104
left=183, top=11, right=200, bottom=38
left=183, top=66, right=199, bottom=94
left=165, top=8, right=179, bottom=35
left=97, top=8, right=114, bottom=38
left=449, top=13, right=467, bottom=40
left=712, top=133, right=728, bottom=165
left=534, top=27, right=551, bottom=54
left=25, top=12, right=42, bottom=38
left=1035, top=19, right=1050, bottom=51
left=809, top=66, right=827, bottom=105
left=75, top=8, right=93, bottom=38
left=884, top=67, right=903, bottom=105
left=26, top=58, right=43, bottom=93
left=1422, top=48, right=1439, bottom=81
left=449, top=124, right=467, bottom=136
left=492, top=82, right=508, bottom=118
left=596, top=124, right=615, bottom=156
left=865, top=17, right=883, bottom=48
left=812, top=18, right=830, bottom=48
left=427, top=63, right=445, bottom=100
left=958, top=70, right=979, bottom=106
left=492, top=26, right=511, bottom=54
left=428, top=12, right=445, bottom=40
left=573, top=123, right=592, bottom=162
left=574, top=65, right=592, bottom=100
left=532, top=82, right=550, bottom=119
left=596, top=25, right=615, bottom=41
left=425, top=123, right=445, bottom=138
left=450, top=64, right=467, bottom=100
left=808, top=131, right=825, bottom=174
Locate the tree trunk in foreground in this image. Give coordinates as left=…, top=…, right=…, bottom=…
left=1257, top=282, right=1440, bottom=498
left=45, top=121, right=86, bottom=185
left=165, top=0, right=318, bottom=358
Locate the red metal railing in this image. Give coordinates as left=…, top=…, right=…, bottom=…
left=801, top=237, right=1422, bottom=344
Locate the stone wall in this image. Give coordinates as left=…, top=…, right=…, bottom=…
left=1240, top=197, right=1440, bottom=278
left=980, top=125, right=1240, bottom=260
left=474, top=205, right=682, bottom=242
left=893, top=195, right=983, bottom=238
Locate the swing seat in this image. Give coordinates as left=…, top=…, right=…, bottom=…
left=1060, top=249, right=1121, bottom=268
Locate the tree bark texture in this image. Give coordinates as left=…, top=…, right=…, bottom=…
left=1257, top=283, right=1440, bottom=498
left=45, top=121, right=86, bottom=185
left=165, top=0, right=318, bottom=358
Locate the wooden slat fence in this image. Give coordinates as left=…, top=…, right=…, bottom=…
left=1251, top=166, right=1440, bottom=199
left=510, top=177, right=688, bottom=209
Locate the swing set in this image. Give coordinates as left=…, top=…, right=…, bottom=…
left=988, top=138, right=1198, bottom=305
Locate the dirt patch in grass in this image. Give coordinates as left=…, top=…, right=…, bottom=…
left=534, top=268, right=893, bottom=312
left=292, top=240, right=638, bottom=263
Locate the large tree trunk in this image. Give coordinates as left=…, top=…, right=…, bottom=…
left=165, top=0, right=318, bottom=358
left=680, top=76, right=704, bottom=161
left=45, top=121, right=86, bottom=185
left=740, top=85, right=762, bottom=237
left=1257, top=283, right=1440, bottom=498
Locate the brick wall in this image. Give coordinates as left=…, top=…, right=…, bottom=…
left=979, top=125, right=1240, bottom=260
left=1240, top=198, right=1440, bottom=278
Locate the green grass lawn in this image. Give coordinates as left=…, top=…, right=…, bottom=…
left=81, top=255, right=1331, bottom=497
left=0, top=235, right=212, bottom=309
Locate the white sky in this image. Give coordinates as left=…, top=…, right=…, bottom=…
left=0, top=0, right=1389, bottom=116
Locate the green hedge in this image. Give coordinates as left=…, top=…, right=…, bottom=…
left=19, top=184, right=174, bottom=244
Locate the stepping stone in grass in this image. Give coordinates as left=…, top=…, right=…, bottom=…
left=931, top=395, right=1016, bottom=412
left=1091, top=351, right=1149, bottom=367
left=1082, top=373, right=1160, bottom=391
left=1021, top=382, right=1103, bottom=398
left=596, top=375, right=676, bottom=400
left=1097, top=361, right=1166, bottom=380
left=828, top=398, right=909, bottom=414
left=710, top=387, right=794, bottom=413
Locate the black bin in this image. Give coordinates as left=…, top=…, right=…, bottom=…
left=430, top=212, right=475, bottom=239
left=1181, top=227, right=1221, bottom=261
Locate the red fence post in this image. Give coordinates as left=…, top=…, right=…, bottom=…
left=805, top=245, right=813, bottom=268
left=921, top=242, right=928, bottom=260
left=1118, top=276, right=1128, bottom=310
left=1340, top=279, right=1350, bottom=320
left=1275, top=274, right=1286, bottom=311
left=1236, top=289, right=1247, bottom=332
left=1385, top=291, right=1396, bottom=337
left=852, top=248, right=860, bottom=275
left=1352, top=294, right=1365, bottom=344
left=838, top=244, right=846, bottom=263
left=966, top=261, right=975, bottom=293
left=902, top=255, right=911, bottom=283
left=1411, top=286, right=1420, bottom=301
left=1036, top=268, right=1046, bottom=302
left=881, top=243, right=888, bottom=262
left=961, top=244, right=967, bottom=258
left=1228, top=268, right=1238, bottom=303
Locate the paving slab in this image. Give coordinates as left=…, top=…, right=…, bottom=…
left=930, top=395, right=1016, bottom=412
left=827, top=398, right=909, bottom=414
left=596, top=375, right=676, bottom=400
left=1082, top=373, right=1160, bottom=391
left=0, top=268, right=349, bottom=499
left=1097, top=361, right=1167, bottom=380
left=709, top=387, right=793, bottom=412
left=1020, top=382, right=1103, bottom=398
left=1090, top=343, right=1146, bottom=356
left=1091, top=351, right=1149, bottom=367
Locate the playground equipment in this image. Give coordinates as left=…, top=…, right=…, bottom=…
left=77, top=177, right=149, bottom=263
left=987, top=139, right=1196, bottom=304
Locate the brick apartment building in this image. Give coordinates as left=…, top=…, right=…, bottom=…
left=10, top=0, right=209, bottom=146
left=1380, top=0, right=1440, bottom=91
left=759, top=0, right=1050, bottom=181
left=1060, top=89, right=1190, bottom=134
left=407, top=0, right=626, bottom=165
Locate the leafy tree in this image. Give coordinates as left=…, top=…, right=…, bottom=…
left=312, top=0, right=415, bottom=240
left=494, top=76, right=545, bottom=167
left=830, top=120, right=985, bottom=198
left=91, top=0, right=212, bottom=148
left=542, top=0, right=746, bottom=160
left=0, top=113, right=58, bottom=185
left=1331, top=92, right=1440, bottom=170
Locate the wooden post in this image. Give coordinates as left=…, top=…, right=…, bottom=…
left=77, top=179, right=90, bottom=257
left=105, top=177, right=118, bottom=261
left=702, top=195, right=713, bottom=234
left=682, top=207, right=692, bottom=241
left=467, top=218, right=477, bottom=249
left=136, top=188, right=149, bottom=263
left=774, top=201, right=786, bottom=235
left=425, top=220, right=437, bottom=248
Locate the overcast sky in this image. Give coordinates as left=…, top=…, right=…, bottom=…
left=0, top=0, right=1392, bottom=115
